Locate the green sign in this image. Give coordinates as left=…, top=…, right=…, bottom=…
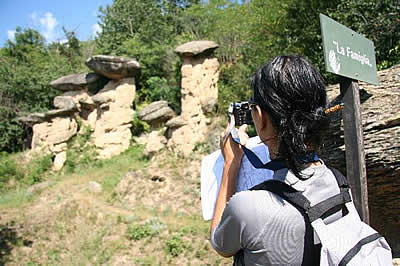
left=320, top=14, right=378, bottom=85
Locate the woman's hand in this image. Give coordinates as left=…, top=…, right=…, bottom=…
left=220, top=124, right=249, bottom=164
left=211, top=123, right=249, bottom=237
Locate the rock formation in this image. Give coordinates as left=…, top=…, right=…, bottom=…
left=19, top=55, right=140, bottom=169
left=321, top=64, right=400, bottom=255
left=50, top=72, right=108, bottom=93
left=85, top=55, right=141, bottom=80
left=167, top=40, right=220, bottom=155
left=137, top=101, right=176, bottom=129
left=91, top=78, right=136, bottom=159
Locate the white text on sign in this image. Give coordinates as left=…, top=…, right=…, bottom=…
left=333, top=40, right=373, bottom=67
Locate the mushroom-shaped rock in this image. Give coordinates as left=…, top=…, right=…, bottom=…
left=17, top=105, right=76, bottom=125
left=165, top=116, right=187, bottom=139
left=85, top=55, right=141, bottom=80
left=165, top=116, right=186, bottom=129
left=53, top=96, right=77, bottom=110
left=50, top=73, right=108, bottom=92
left=175, top=40, right=219, bottom=57
left=137, top=101, right=176, bottom=127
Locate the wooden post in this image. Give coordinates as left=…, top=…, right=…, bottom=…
left=339, top=77, right=370, bottom=224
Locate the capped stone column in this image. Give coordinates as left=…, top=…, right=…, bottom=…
left=168, top=40, right=219, bottom=155
left=85, top=55, right=140, bottom=159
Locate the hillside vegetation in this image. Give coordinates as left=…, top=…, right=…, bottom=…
left=0, top=138, right=233, bottom=265
left=0, top=0, right=399, bottom=264
left=1, top=0, right=399, bottom=153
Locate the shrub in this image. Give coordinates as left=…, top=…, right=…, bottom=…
left=217, top=63, right=252, bottom=114
left=193, top=142, right=211, bottom=154
left=126, top=219, right=165, bottom=241
left=131, top=112, right=150, bottom=137
left=164, top=234, right=185, bottom=257
left=26, top=154, right=53, bottom=184
left=63, top=126, right=99, bottom=173
left=145, top=77, right=181, bottom=113
left=0, top=152, right=24, bottom=190
left=0, top=151, right=54, bottom=191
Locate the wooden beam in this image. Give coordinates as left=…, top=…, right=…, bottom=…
left=339, top=77, right=370, bottom=224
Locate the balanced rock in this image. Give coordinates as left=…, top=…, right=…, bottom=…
left=85, top=55, right=140, bottom=80
left=165, top=116, right=186, bottom=129
left=53, top=96, right=76, bottom=110
left=175, top=40, right=219, bottom=57
left=50, top=73, right=108, bottom=92
left=138, top=101, right=176, bottom=128
left=165, top=116, right=186, bottom=139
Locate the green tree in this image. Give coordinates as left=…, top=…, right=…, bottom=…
left=60, top=27, right=82, bottom=65
left=277, top=0, right=341, bottom=76
left=96, top=0, right=195, bottom=110
left=4, top=27, right=45, bottom=61
left=330, top=0, right=400, bottom=69
left=0, top=27, right=87, bottom=152
left=96, top=0, right=167, bottom=54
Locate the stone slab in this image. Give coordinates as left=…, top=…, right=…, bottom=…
left=85, top=55, right=140, bottom=80
left=175, top=40, right=219, bottom=57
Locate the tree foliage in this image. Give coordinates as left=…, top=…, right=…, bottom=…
left=329, top=0, right=400, bottom=69
left=1, top=0, right=399, bottom=152
left=0, top=28, right=88, bottom=152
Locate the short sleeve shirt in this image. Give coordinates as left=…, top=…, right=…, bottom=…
left=211, top=163, right=341, bottom=266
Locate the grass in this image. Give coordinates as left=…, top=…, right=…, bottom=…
left=0, top=151, right=52, bottom=192
left=0, top=187, right=33, bottom=208
left=126, top=218, right=165, bottom=241
left=0, top=141, right=233, bottom=266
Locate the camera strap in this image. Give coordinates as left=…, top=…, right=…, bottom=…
left=230, top=128, right=286, bottom=171
left=242, top=145, right=287, bottom=171
left=230, top=128, right=319, bottom=171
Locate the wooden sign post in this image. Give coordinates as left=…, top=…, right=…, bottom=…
left=339, top=78, right=369, bottom=224
left=320, top=14, right=379, bottom=224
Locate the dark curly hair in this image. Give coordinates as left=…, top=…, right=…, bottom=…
left=252, top=55, right=329, bottom=179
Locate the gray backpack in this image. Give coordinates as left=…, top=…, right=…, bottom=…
left=251, top=168, right=392, bottom=265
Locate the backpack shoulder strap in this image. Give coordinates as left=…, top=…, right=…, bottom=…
left=251, top=180, right=320, bottom=266
left=329, top=167, right=349, bottom=188
left=305, top=168, right=352, bottom=223
left=251, top=180, right=312, bottom=212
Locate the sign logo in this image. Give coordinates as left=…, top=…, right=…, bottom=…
left=329, top=49, right=341, bottom=74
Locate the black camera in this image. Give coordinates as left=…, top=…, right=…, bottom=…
left=230, top=102, right=253, bottom=126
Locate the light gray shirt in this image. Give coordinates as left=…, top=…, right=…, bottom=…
left=211, top=163, right=341, bottom=266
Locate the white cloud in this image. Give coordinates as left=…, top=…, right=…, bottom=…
left=92, top=23, right=102, bottom=36
left=30, top=11, right=38, bottom=25
left=29, top=11, right=58, bottom=42
left=40, top=12, right=58, bottom=42
left=7, top=30, right=16, bottom=41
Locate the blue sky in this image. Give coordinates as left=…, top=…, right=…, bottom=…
left=0, top=0, right=113, bottom=46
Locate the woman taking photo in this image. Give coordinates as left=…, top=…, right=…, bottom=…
left=210, top=55, right=343, bottom=265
